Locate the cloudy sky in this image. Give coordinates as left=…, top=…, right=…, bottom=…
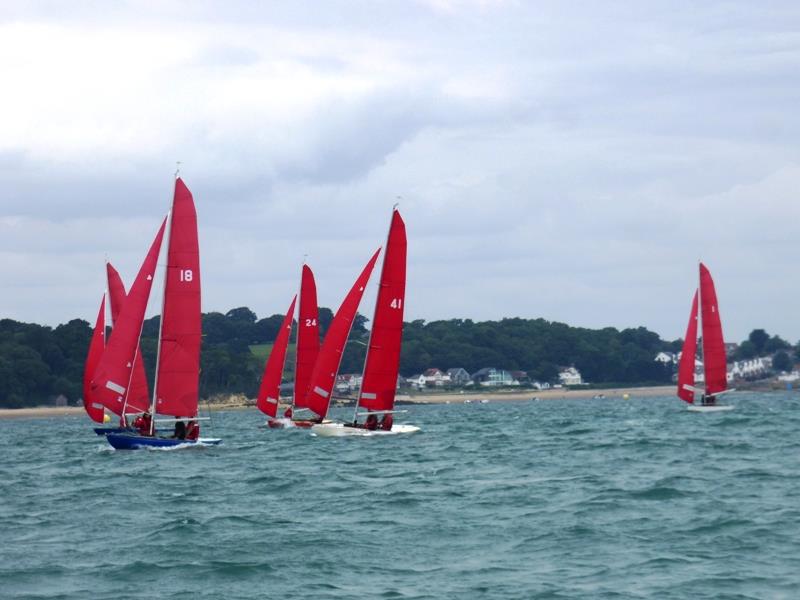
left=2, top=1, right=799, bottom=343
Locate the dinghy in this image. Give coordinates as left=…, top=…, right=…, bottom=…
left=101, top=177, right=220, bottom=449
left=312, top=208, right=419, bottom=437
left=677, top=263, right=734, bottom=412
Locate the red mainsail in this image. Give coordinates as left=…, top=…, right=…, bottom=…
left=293, top=264, right=320, bottom=409
left=676, top=290, right=698, bottom=404
left=699, top=263, right=727, bottom=396
left=303, top=248, right=381, bottom=420
left=154, top=178, right=202, bottom=418
left=82, top=295, right=106, bottom=423
left=106, top=262, right=150, bottom=414
left=257, top=296, right=296, bottom=417
left=89, top=219, right=167, bottom=413
left=358, top=209, right=407, bottom=413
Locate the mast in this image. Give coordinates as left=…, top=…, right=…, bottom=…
left=697, top=260, right=704, bottom=395
left=290, top=257, right=305, bottom=413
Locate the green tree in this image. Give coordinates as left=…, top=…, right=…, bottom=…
left=773, top=350, right=792, bottom=372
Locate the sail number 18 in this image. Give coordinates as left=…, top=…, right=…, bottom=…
left=179, top=269, right=194, bottom=282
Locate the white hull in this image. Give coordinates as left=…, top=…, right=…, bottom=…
left=687, top=404, right=734, bottom=413
left=310, top=422, right=421, bottom=437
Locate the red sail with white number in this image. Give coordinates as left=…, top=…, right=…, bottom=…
left=82, top=295, right=106, bottom=423
left=699, top=263, right=727, bottom=396
left=106, top=262, right=150, bottom=414
left=293, top=264, right=320, bottom=410
left=358, top=209, right=407, bottom=413
left=303, top=249, right=381, bottom=420
left=676, top=290, right=698, bottom=404
left=89, top=219, right=166, bottom=414
left=257, top=296, right=297, bottom=418
left=154, top=178, right=202, bottom=418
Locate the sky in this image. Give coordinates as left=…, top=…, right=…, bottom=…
left=1, top=0, right=799, bottom=343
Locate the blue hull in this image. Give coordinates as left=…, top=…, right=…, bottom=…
left=93, top=427, right=134, bottom=436
left=105, top=432, right=221, bottom=450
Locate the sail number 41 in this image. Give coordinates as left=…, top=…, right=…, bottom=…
left=390, top=298, right=403, bottom=309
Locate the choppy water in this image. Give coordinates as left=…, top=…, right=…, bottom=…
left=2, top=393, right=800, bottom=599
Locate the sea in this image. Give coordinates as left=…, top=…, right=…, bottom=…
left=2, top=392, right=799, bottom=599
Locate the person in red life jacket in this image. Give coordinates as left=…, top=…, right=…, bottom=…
left=172, top=417, right=186, bottom=440
left=284, top=407, right=293, bottom=419
left=365, top=414, right=378, bottom=430
left=185, top=420, right=200, bottom=441
left=133, top=411, right=153, bottom=436
left=380, top=414, right=393, bottom=431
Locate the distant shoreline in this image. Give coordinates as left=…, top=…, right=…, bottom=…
left=0, top=385, right=679, bottom=419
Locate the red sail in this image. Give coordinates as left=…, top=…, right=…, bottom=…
left=293, top=264, right=320, bottom=409
left=677, top=290, right=698, bottom=404
left=358, top=209, right=407, bottom=413
left=89, top=219, right=167, bottom=413
left=257, top=296, right=296, bottom=417
left=82, top=295, right=106, bottom=423
left=154, top=178, right=202, bottom=418
left=699, top=263, right=728, bottom=395
left=303, top=248, right=381, bottom=419
left=106, top=262, right=150, bottom=414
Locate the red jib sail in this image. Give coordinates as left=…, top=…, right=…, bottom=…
left=358, top=209, right=407, bottom=414
left=106, top=262, right=150, bottom=414
left=154, top=178, right=202, bottom=418
left=677, top=290, right=699, bottom=404
left=303, top=248, right=381, bottom=420
left=82, top=295, right=106, bottom=423
left=257, top=296, right=297, bottom=417
left=89, top=219, right=167, bottom=413
left=699, top=262, right=727, bottom=396
left=293, top=264, right=320, bottom=410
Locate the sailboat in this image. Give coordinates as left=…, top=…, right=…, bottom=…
left=104, top=177, right=221, bottom=448
left=677, top=262, right=734, bottom=412
left=259, top=264, right=322, bottom=429
left=297, top=248, right=381, bottom=424
left=312, top=208, right=420, bottom=436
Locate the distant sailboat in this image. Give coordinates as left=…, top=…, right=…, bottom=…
left=105, top=177, right=221, bottom=449
left=677, top=262, right=734, bottom=412
left=312, top=208, right=420, bottom=436
left=259, top=264, right=322, bottom=429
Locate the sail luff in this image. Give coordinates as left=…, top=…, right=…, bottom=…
left=676, top=290, right=699, bottom=404
left=82, top=295, right=106, bottom=423
left=356, top=209, right=407, bottom=415
left=302, top=248, right=381, bottom=420
left=257, top=296, right=297, bottom=417
left=699, top=263, right=727, bottom=395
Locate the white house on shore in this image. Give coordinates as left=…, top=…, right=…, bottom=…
left=558, top=367, right=583, bottom=386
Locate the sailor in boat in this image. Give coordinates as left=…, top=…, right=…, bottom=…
left=700, top=393, right=717, bottom=406
left=172, top=418, right=187, bottom=440
left=284, top=407, right=293, bottom=419
left=380, top=414, right=393, bottom=431
left=133, top=411, right=153, bottom=436
left=185, top=420, right=200, bottom=441
left=364, top=414, right=379, bottom=430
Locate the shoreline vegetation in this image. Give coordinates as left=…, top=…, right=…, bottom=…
left=0, top=385, right=680, bottom=419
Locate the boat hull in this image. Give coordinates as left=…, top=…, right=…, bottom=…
left=105, top=432, right=222, bottom=449
left=93, top=426, right=134, bottom=436
left=687, top=404, right=734, bottom=413
left=310, top=422, right=420, bottom=437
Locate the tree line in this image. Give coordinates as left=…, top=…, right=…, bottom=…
left=1, top=309, right=797, bottom=408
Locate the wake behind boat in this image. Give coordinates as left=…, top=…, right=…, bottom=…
left=311, top=422, right=420, bottom=437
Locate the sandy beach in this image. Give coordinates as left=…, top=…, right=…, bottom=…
left=0, top=385, right=676, bottom=419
